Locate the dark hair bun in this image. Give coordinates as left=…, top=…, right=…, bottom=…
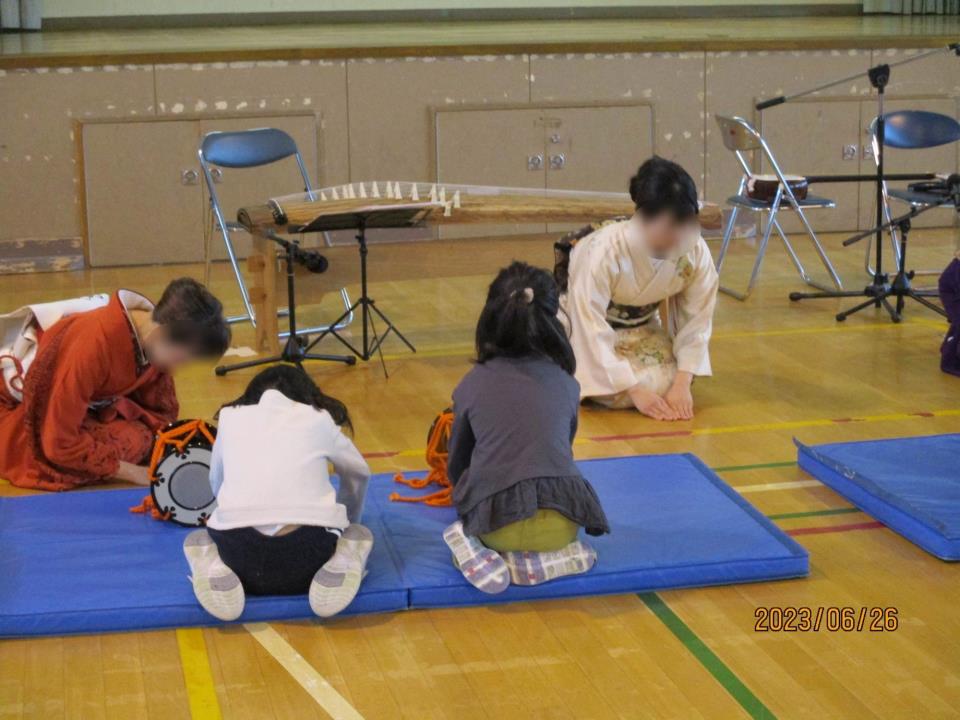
left=629, top=155, right=699, bottom=222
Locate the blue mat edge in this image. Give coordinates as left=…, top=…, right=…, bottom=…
left=795, top=437, right=960, bottom=562
left=0, top=590, right=408, bottom=638
left=680, top=453, right=810, bottom=561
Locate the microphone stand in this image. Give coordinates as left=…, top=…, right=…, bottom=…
left=215, top=231, right=356, bottom=376
left=828, top=195, right=953, bottom=322
left=756, top=43, right=959, bottom=322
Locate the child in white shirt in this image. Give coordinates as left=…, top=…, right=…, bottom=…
left=183, top=365, right=372, bottom=621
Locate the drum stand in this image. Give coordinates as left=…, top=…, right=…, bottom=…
left=215, top=234, right=356, bottom=376
left=304, top=217, right=416, bottom=377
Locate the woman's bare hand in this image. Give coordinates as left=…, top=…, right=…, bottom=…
left=628, top=384, right=678, bottom=421
left=113, top=461, right=151, bottom=486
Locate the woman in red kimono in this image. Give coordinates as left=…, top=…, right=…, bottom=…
left=0, top=278, right=230, bottom=491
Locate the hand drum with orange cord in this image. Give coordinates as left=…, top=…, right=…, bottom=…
left=144, top=419, right=218, bottom=526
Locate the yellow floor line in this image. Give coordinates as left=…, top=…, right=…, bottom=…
left=369, top=408, right=960, bottom=462
left=372, top=316, right=943, bottom=363
left=245, top=622, right=365, bottom=720
left=688, top=408, right=960, bottom=437
left=176, top=628, right=223, bottom=720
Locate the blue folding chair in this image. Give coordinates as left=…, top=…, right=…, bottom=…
left=198, top=127, right=352, bottom=336
left=866, top=110, right=960, bottom=276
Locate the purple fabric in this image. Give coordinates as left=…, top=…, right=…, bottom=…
left=939, top=258, right=960, bottom=377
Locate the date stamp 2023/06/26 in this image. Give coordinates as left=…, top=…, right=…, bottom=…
left=754, top=606, right=900, bottom=633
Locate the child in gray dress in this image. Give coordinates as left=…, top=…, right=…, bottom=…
left=444, top=262, right=609, bottom=594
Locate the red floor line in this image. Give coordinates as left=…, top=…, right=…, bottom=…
left=363, top=451, right=399, bottom=459
left=787, top=520, right=884, bottom=537
left=588, top=430, right=694, bottom=441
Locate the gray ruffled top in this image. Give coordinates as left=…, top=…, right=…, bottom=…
left=448, top=357, right=609, bottom=537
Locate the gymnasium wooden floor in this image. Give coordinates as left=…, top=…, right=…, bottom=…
left=1, top=225, right=958, bottom=719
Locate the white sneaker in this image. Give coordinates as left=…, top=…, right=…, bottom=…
left=183, top=529, right=245, bottom=621
left=309, top=524, right=374, bottom=618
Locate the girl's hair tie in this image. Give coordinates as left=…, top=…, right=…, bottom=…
left=511, top=287, right=534, bottom=304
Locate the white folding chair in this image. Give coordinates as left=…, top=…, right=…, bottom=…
left=714, top=115, right=844, bottom=300
left=198, top=127, right=352, bottom=337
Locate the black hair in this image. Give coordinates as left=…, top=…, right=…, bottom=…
left=153, top=278, right=231, bottom=358
left=628, top=155, right=699, bottom=223
left=218, top=364, right=352, bottom=433
left=475, top=261, right=576, bottom=375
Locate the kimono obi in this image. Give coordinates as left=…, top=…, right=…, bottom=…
left=606, top=301, right=659, bottom=330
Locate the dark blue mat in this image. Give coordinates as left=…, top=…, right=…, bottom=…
left=796, top=434, right=960, bottom=561
left=0, top=454, right=808, bottom=637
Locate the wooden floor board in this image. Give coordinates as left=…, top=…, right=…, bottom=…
left=1, top=227, right=959, bottom=718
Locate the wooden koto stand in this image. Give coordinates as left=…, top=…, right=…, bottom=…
left=237, top=182, right=722, bottom=354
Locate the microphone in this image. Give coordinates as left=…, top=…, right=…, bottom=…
left=755, top=96, right=786, bottom=111
left=292, top=247, right=329, bottom=273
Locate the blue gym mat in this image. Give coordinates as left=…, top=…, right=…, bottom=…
left=380, top=454, right=808, bottom=607
left=796, top=434, right=960, bottom=561
left=0, top=454, right=808, bottom=637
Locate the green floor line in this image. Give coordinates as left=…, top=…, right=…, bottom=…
left=712, top=460, right=797, bottom=473
left=767, top=507, right=859, bottom=521
left=639, top=593, right=777, bottom=720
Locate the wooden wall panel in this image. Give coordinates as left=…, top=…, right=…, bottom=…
left=84, top=119, right=204, bottom=266
left=154, top=60, right=348, bottom=187
left=0, top=65, right=155, bottom=244
left=346, top=55, right=530, bottom=183
left=435, top=106, right=546, bottom=238
left=529, top=52, right=705, bottom=191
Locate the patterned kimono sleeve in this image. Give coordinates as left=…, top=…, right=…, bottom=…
left=127, top=372, right=179, bottom=429
left=567, top=242, right=639, bottom=397
left=671, top=237, right=720, bottom=376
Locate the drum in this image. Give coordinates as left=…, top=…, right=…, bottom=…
left=747, top=174, right=809, bottom=202
left=148, top=419, right=218, bottom=527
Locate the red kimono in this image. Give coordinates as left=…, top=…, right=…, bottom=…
left=0, top=291, right=178, bottom=490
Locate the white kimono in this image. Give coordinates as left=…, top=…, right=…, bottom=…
left=562, top=218, right=718, bottom=406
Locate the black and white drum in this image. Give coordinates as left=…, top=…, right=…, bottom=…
left=148, top=419, right=218, bottom=527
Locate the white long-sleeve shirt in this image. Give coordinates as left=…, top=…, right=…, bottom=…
left=206, top=389, right=370, bottom=534
left=562, top=217, right=719, bottom=398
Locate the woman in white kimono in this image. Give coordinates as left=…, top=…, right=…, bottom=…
left=559, top=157, right=719, bottom=421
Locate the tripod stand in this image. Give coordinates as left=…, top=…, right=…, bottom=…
left=823, top=200, right=951, bottom=323
left=215, top=234, right=355, bottom=376
left=755, top=44, right=959, bottom=321
left=304, top=217, right=415, bottom=377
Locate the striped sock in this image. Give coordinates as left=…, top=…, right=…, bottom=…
left=443, top=521, right=510, bottom=594
left=502, top=540, right=598, bottom=586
